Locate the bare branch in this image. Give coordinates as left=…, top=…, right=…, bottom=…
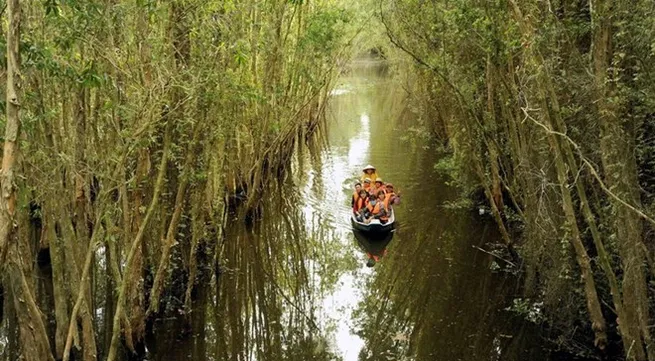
left=521, top=106, right=655, bottom=227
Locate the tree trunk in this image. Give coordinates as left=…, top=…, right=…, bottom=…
left=485, top=55, right=505, bottom=212
left=59, top=211, right=98, bottom=361
left=125, top=159, right=145, bottom=348
left=63, top=215, right=102, bottom=361
left=107, top=121, right=172, bottom=361
left=148, top=123, right=201, bottom=315
left=146, top=0, right=192, bottom=316
left=7, top=254, right=56, bottom=361
left=49, top=216, right=71, bottom=359
left=508, top=0, right=608, bottom=350
left=0, top=2, right=53, bottom=357
left=591, top=1, right=652, bottom=359
left=103, top=237, right=115, bottom=358
left=0, top=0, right=21, bottom=267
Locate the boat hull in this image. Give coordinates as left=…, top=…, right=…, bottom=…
left=351, top=209, right=395, bottom=234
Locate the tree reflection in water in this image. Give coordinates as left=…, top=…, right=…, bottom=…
left=146, top=178, right=350, bottom=361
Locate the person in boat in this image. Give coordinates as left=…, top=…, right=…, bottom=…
left=351, top=182, right=362, bottom=208
left=360, top=165, right=379, bottom=183
left=353, top=189, right=369, bottom=219
left=362, top=178, right=372, bottom=193
left=368, top=178, right=387, bottom=199
left=359, top=191, right=377, bottom=219
left=384, top=183, right=400, bottom=208
left=374, top=179, right=386, bottom=196
left=366, top=177, right=381, bottom=197
left=364, top=191, right=389, bottom=224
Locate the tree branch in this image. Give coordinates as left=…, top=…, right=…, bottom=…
left=521, top=106, right=655, bottom=227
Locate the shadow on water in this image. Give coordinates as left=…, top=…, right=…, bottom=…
left=144, top=58, right=550, bottom=361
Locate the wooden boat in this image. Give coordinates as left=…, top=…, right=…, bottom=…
left=351, top=208, right=395, bottom=234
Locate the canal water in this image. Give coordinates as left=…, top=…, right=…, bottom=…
left=146, top=60, right=548, bottom=361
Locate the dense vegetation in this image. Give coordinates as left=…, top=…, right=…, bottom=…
left=4, top=0, right=655, bottom=359
left=0, top=0, right=357, bottom=360
left=380, top=0, right=655, bottom=359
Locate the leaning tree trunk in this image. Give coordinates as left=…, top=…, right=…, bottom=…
left=484, top=55, right=505, bottom=212
left=508, top=0, right=609, bottom=350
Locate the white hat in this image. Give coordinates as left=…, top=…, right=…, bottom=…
left=362, top=164, right=376, bottom=171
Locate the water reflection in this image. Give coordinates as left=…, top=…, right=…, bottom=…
left=144, top=59, right=547, bottom=361
left=347, top=114, right=370, bottom=167
left=353, top=230, right=394, bottom=268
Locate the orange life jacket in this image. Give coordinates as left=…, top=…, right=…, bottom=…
left=353, top=197, right=367, bottom=212
left=367, top=201, right=389, bottom=221
left=370, top=186, right=385, bottom=197
left=367, top=201, right=381, bottom=214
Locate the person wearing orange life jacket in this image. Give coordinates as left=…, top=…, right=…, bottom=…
left=353, top=189, right=369, bottom=221
left=374, top=179, right=386, bottom=196
left=366, top=178, right=382, bottom=198
left=366, top=185, right=375, bottom=198
left=362, top=178, right=372, bottom=193
left=351, top=182, right=362, bottom=208
left=360, top=165, right=379, bottom=183
left=384, top=183, right=400, bottom=208
left=376, top=191, right=390, bottom=223
left=364, top=191, right=389, bottom=224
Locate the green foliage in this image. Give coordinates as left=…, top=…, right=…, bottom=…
left=383, top=0, right=655, bottom=358
left=44, top=0, right=61, bottom=16
left=5, top=0, right=363, bottom=358
left=301, top=7, right=350, bottom=55
left=506, top=298, right=545, bottom=324
left=433, top=155, right=460, bottom=187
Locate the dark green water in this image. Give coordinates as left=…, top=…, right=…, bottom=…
left=146, top=60, right=548, bottom=361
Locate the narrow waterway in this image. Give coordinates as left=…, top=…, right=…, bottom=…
left=145, top=59, right=549, bottom=361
